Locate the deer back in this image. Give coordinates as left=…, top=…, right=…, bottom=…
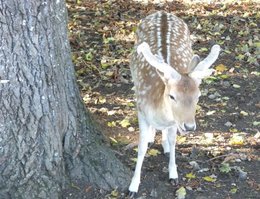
left=130, top=12, right=193, bottom=109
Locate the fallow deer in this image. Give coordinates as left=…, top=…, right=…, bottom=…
left=128, top=11, right=220, bottom=197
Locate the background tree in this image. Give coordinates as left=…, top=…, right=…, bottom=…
left=0, top=0, right=130, bottom=198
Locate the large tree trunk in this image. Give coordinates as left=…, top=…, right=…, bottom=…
left=0, top=1, right=130, bottom=198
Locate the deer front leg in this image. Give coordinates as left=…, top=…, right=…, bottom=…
left=128, top=113, right=150, bottom=196
left=167, top=126, right=178, bottom=185
left=148, top=126, right=156, bottom=148
left=162, top=129, right=170, bottom=154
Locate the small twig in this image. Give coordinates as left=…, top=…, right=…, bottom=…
left=196, top=153, right=236, bottom=163
left=207, top=153, right=235, bottom=162
left=112, top=149, right=124, bottom=156
left=123, top=142, right=138, bottom=151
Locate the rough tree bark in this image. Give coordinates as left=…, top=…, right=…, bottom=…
left=0, top=0, right=130, bottom=198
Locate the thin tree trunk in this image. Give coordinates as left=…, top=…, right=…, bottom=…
left=0, top=1, right=130, bottom=198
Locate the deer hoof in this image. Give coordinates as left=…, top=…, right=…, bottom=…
left=164, top=152, right=170, bottom=158
left=169, top=178, right=179, bottom=186
left=148, top=142, right=154, bottom=148
left=128, top=191, right=137, bottom=198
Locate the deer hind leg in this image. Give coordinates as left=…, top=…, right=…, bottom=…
left=167, top=126, right=178, bottom=185
left=129, top=113, right=150, bottom=194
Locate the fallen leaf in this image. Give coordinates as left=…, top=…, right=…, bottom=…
left=103, top=36, right=115, bottom=44
left=109, top=137, right=118, bottom=145
left=247, top=56, right=257, bottom=64
left=97, top=96, right=106, bottom=104
left=254, top=42, right=260, bottom=48
left=229, top=134, right=244, bottom=145
left=219, top=74, right=230, bottom=79
left=107, top=110, right=116, bottom=116
left=148, top=149, right=161, bottom=156
left=241, top=44, right=249, bottom=53
left=189, top=161, right=200, bottom=170
left=198, top=168, right=210, bottom=173
left=203, top=176, right=217, bottom=182
left=119, top=118, right=131, bottom=128
left=85, top=51, right=94, bottom=61
left=230, top=187, right=238, bottom=194
left=236, top=54, right=245, bottom=60
left=127, top=102, right=135, bottom=107
left=177, top=136, right=187, bottom=144
left=199, top=47, right=208, bottom=52
left=204, top=132, right=214, bottom=140
left=224, top=49, right=231, bottom=54
left=215, top=64, right=228, bottom=72
left=176, top=186, right=186, bottom=199
left=225, top=36, right=231, bottom=41
left=206, top=110, right=216, bottom=116
left=110, top=189, right=119, bottom=197
left=251, top=71, right=260, bottom=76
left=229, top=128, right=238, bottom=133
left=254, top=132, right=260, bottom=139
left=240, top=110, right=249, bottom=116
left=107, top=121, right=116, bottom=127
left=105, top=71, right=114, bottom=77
left=215, top=183, right=222, bottom=188
left=233, top=84, right=241, bottom=88
left=186, top=172, right=196, bottom=179
left=128, top=127, right=135, bottom=132
left=219, top=163, right=232, bottom=173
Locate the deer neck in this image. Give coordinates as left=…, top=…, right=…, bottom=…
left=138, top=83, right=176, bottom=130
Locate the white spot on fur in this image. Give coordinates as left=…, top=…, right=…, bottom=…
left=166, top=14, right=171, bottom=65
left=157, top=12, right=162, bottom=58
left=155, top=81, right=160, bottom=86
left=151, top=73, right=156, bottom=77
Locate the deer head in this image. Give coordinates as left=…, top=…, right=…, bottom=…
left=137, top=42, right=220, bottom=133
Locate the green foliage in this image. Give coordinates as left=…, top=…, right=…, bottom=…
left=219, top=163, right=232, bottom=173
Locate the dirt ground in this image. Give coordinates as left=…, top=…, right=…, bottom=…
left=64, top=0, right=260, bottom=198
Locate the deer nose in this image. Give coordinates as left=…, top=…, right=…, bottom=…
left=183, top=123, right=196, bottom=131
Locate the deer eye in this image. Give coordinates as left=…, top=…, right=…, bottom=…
left=169, top=95, right=176, bottom=101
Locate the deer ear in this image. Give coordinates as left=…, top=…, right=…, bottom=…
left=137, top=42, right=181, bottom=82
left=189, top=68, right=215, bottom=80
left=189, top=44, right=220, bottom=80
left=189, top=55, right=200, bottom=72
